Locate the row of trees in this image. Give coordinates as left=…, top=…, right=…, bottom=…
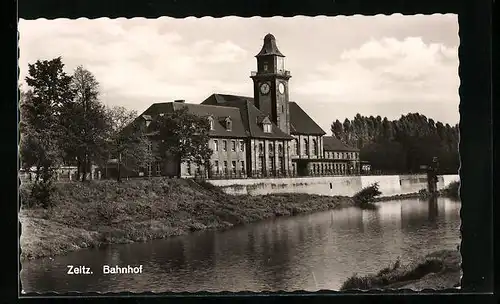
left=331, top=113, right=459, bottom=174
left=20, top=57, right=213, bottom=208
left=19, top=58, right=151, bottom=207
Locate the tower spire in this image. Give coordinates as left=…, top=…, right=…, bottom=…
left=256, top=33, right=285, bottom=57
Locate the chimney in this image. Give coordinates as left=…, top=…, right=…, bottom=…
left=174, top=99, right=185, bottom=103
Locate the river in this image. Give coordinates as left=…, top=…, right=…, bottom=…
left=20, top=196, right=461, bottom=293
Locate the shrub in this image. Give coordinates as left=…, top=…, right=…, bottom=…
left=352, top=183, right=381, bottom=210
left=30, top=179, right=56, bottom=209
left=442, top=181, right=460, bottom=200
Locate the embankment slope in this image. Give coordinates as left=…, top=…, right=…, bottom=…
left=20, top=178, right=354, bottom=260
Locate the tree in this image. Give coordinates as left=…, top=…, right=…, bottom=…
left=20, top=57, right=74, bottom=207
left=105, top=106, right=154, bottom=182
left=155, top=107, right=212, bottom=178
left=329, top=112, right=459, bottom=175
left=331, top=120, right=344, bottom=140
left=60, top=66, right=109, bottom=181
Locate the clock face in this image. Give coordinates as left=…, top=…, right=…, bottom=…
left=278, top=82, right=285, bottom=94
left=260, top=83, right=270, bottom=95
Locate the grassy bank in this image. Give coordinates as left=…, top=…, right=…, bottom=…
left=20, top=178, right=354, bottom=261
left=340, top=249, right=461, bottom=290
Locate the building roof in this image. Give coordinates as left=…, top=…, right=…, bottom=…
left=288, top=102, right=326, bottom=135
left=201, top=93, right=326, bottom=136
left=256, top=33, right=285, bottom=57
left=323, top=136, right=360, bottom=152
left=201, top=94, right=293, bottom=140
left=140, top=101, right=248, bottom=138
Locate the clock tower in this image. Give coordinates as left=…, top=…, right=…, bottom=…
left=251, top=33, right=291, bottom=134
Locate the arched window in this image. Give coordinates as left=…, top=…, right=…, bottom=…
left=268, top=143, right=274, bottom=154
left=303, top=138, right=309, bottom=155
left=312, top=139, right=318, bottom=155
left=278, top=144, right=283, bottom=155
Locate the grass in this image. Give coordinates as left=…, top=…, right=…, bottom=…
left=20, top=178, right=355, bottom=261
left=340, top=249, right=461, bottom=291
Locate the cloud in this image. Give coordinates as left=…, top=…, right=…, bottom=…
left=294, top=36, right=458, bottom=105
left=19, top=18, right=252, bottom=103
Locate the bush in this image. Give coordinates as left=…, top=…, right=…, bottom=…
left=352, top=183, right=381, bottom=210
left=30, top=180, right=56, bottom=209
left=442, top=181, right=460, bottom=200
left=19, top=186, right=36, bottom=209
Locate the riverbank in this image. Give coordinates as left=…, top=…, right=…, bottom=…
left=340, top=248, right=461, bottom=290
left=20, top=179, right=460, bottom=261
left=20, top=178, right=356, bottom=261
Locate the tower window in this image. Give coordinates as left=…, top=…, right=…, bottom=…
left=263, top=63, right=268, bottom=71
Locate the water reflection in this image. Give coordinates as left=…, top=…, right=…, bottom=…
left=21, top=197, right=461, bottom=293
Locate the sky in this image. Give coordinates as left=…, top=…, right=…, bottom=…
left=18, top=15, right=459, bottom=133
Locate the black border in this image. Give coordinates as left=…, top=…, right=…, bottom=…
left=8, top=0, right=495, bottom=302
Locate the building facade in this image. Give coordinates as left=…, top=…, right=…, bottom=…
left=135, top=33, right=360, bottom=179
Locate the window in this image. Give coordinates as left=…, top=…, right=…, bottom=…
left=259, top=143, right=264, bottom=153
left=263, top=62, right=268, bottom=71
left=282, top=105, right=284, bottom=113
left=304, top=139, right=309, bottom=155
left=223, top=140, right=227, bottom=151
left=214, top=140, right=219, bottom=151
left=312, top=139, right=318, bottom=155
left=223, top=161, right=228, bottom=173
left=294, top=138, right=299, bottom=155
left=187, top=162, right=191, bottom=175
left=226, top=118, right=232, bottom=131
left=231, top=161, right=236, bottom=174
left=156, top=163, right=161, bottom=176
left=214, top=160, right=219, bottom=173
left=208, top=117, right=214, bottom=130
left=240, top=161, right=245, bottom=172
left=240, top=140, right=245, bottom=152
left=147, top=142, right=152, bottom=152
left=268, top=143, right=274, bottom=154
left=263, top=123, right=271, bottom=133
left=231, top=140, right=236, bottom=151
left=278, top=144, right=283, bottom=155
left=147, top=162, right=152, bottom=176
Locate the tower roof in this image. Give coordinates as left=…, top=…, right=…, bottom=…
left=256, top=33, right=285, bottom=57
